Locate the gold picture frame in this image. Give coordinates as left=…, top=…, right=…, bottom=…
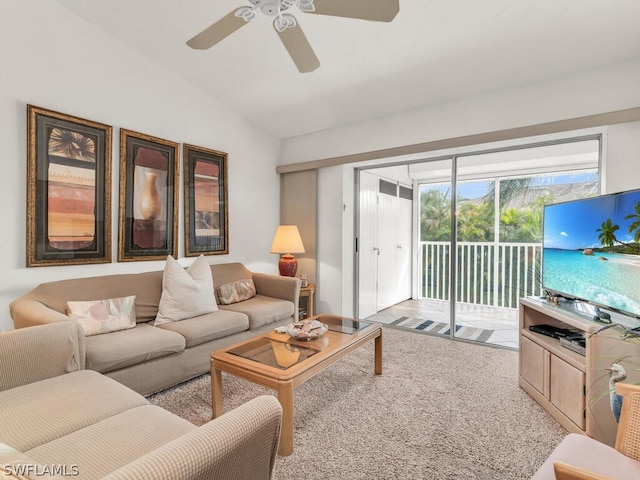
left=183, top=144, right=229, bottom=256
left=27, top=105, right=112, bottom=267
left=118, top=129, right=179, bottom=261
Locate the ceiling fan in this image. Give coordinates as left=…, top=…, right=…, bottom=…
left=186, top=0, right=400, bottom=73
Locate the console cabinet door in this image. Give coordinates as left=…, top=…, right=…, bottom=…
left=550, top=354, right=585, bottom=429
left=520, top=335, right=547, bottom=395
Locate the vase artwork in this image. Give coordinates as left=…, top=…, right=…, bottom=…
left=132, top=169, right=166, bottom=250
left=138, top=171, right=162, bottom=220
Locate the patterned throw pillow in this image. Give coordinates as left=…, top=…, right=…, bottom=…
left=217, top=279, right=257, bottom=305
left=67, top=295, right=136, bottom=336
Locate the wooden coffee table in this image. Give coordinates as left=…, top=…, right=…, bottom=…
left=210, top=314, right=382, bottom=456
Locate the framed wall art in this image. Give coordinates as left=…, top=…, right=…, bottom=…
left=27, top=105, right=112, bottom=267
left=118, top=129, right=179, bottom=262
left=183, top=144, right=228, bottom=256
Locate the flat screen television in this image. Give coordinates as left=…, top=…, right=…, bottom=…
left=542, top=188, right=640, bottom=319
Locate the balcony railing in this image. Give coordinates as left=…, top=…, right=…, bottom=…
left=419, top=241, right=543, bottom=309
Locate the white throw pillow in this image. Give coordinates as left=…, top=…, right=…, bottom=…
left=154, top=255, right=217, bottom=325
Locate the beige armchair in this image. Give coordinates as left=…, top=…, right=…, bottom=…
left=532, top=383, right=640, bottom=479
left=0, top=323, right=282, bottom=480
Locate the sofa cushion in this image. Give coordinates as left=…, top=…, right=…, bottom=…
left=26, top=405, right=195, bottom=480
left=0, top=370, right=148, bottom=453
left=67, top=295, right=136, bottom=336
left=217, top=279, right=257, bottom=305
left=85, top=323, right=185, bottom=373
left=154, top=255, right=217, bottom=326
left=156, top=310, right=249, bottom=348
left=218, top=295, right=295, bottom=329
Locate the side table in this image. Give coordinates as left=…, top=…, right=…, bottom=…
left=299, top=283, right=315, bottom=319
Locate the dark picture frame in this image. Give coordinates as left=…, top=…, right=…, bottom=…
left=27, top=105, right=112, bottom=267
left=183, top=144, right=228, bottom=256
left=118, top=129, right=179, bottom=262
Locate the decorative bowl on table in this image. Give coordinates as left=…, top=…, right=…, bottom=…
left=286, top=319, right=328, bottom=340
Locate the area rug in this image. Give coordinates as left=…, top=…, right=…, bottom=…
left=148, top=327, right=565, bottom=480
left=389, top=315, right=495, bottom=342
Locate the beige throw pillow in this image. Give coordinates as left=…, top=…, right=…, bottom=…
left=154, top=255, right=217, bottom=325
left=67, top=295, right=136, bottom=336
left=217, top=279, right=257, bottom=305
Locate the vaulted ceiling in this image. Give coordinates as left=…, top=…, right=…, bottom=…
left=51, top=0, right=640, bottom=139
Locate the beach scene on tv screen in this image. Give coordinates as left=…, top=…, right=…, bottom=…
left=543, top=190, right=640, bottom=317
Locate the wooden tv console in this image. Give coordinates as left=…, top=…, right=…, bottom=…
left=519, top=297, right=640, bottom=447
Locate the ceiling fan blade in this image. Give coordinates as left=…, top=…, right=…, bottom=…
left=310, top=0, right=400, bottom=22
left=186, top=11, right=248, bottom=50
left=275, top=23, right=320, bottom=73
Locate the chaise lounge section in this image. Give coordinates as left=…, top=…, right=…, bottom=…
left=0, top=322, right=283, bottom=480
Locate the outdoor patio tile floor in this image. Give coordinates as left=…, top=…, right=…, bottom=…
left=364, top=299, right=519, bottom=350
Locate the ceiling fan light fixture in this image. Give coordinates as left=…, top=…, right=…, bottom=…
left=297, top=0, right=316, bottom=13
left=274, top=14, right=297, bottom=32
left=234, top=6, right=257, bottom=22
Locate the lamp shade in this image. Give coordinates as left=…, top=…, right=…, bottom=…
left=270, top=225, right=305, bottom=254
left=270, top=225, right=305, bottom=276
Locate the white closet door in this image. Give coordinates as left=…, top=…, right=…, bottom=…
left=396, top=194, right=413, bottom=302
left=358, top=171, right=378, bottom=319
left=377, top=183, right=398, bottom=311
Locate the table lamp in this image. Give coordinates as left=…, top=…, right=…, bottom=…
left=270, top=225, right=305, bottom=276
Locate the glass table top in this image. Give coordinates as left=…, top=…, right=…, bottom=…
left=227, top=316, right=372, bottom=370
left=228, top=337, right=319, bottom=370
left=318, top=315, right=371, bottom=334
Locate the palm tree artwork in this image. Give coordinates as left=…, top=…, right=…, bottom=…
left=46, top=128, right=97, bottom=251
left=596, top=218, right=620, bottom=249
left=49, top=128, right=96, bottom=162
left=624, top=202, right=640, bottom=249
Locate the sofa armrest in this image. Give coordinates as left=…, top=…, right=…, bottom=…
left=252, top=272, right=300, bottom=302
left=0, top=322, right=85, bottom=392
left=253, top=272, right=300, bottom=303
left=9, top=299, right=71, bottom=329
left=253, top=273, right=301, bottom=321
left=103, top=395, right=282, bottom=480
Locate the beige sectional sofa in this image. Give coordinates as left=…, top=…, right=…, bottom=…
left=0, top=322, right=282, bottom=480
left=10, top=262, right=300, bottom=395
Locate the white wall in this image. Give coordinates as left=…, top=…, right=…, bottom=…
left=316, top=167, right=344, bottom=315
left=0, top=0, right=282, bottom=330
left=281, top=58, right=640, bottom=164
left=286, top=59, right=640, bottom=317
left=606, top=122, right=640, bottom=193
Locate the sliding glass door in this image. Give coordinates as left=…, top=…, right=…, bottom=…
left=414, top=158, right=454, bottom=331
left=358, top=135, right=601, bottom=349
left=418, top=138, right=600, bottom=347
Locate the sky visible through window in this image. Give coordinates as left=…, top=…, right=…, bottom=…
left=420, top=172, right=597, bottom=200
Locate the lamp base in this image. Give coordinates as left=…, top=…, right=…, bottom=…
left=278, top=254, right=298, bottom=277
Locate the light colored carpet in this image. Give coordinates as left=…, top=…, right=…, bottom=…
left=148, top=327, right=566, bottom=480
